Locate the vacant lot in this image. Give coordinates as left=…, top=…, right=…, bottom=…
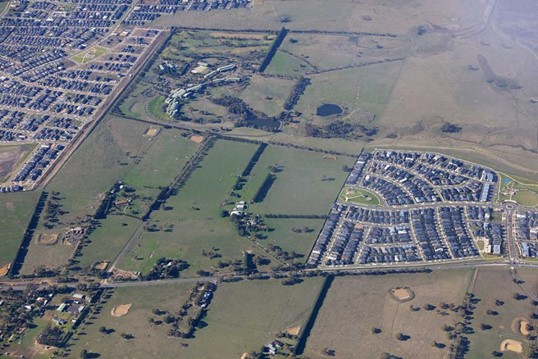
left=304, top=270, right=472, bottom=358
left=182, top=278, right=324, bottom=358
left=466, top=268, right=537, bottom=358
left=68, top=283, right=193, bottom=358
left=71, top=45, right=109, bottom=64
left=119, top=139, right=268, bottom=275
left=241, top=145, right=355, bottom=215
left=79, top=215, right=141, bottom=268
left=0, top=144, right=35, bottom=181
left=263, top=218, right=325, bottom=261
left=0, top=191, right=40, bottom=270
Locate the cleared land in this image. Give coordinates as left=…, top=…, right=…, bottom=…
left=181, top=278, right=324, bottom=358
left=119, top=139, right=269, bottom=275
left=78, top=215, right=141, bottom=268
left=303, top=270, right=472, bottom=359
left=241, top=145, right=355, bottom=215
left=0, top=191, right=40, bottom=270
left=0, top=144, right=35, bottom=181
left=67, top=284, right=193, bottom=358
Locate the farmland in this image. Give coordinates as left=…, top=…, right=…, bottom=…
left=303, top=270, right=473, bottom=359
left=240, top=145, right=355, bottom=215
left=20, top=116, right=199, bottom=274
left=181, top=278, right=324, bottom=358
left=67, top=284, right=194, bottom=359
left=465, top=269, right=538, bottom=358
left=118, top=139, right=265, bottom=275
left=0, top=191, right=40, bottom=271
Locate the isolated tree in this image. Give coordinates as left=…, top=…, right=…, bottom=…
left=371, top=327, right=382, bottom=334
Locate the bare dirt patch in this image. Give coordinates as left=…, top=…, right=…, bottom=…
left=190, top=135, right=204, bottom=143
left=0, top=263, right=10, bottom=276
left=111, top=268, right=140, bottom=280
left=286, top=325, right=301, bottom=336
left=111, top=303, right=132, bottom=317
left=37, top=233, right=59, bottom=246
left=323, top=155, right=337, bottom=160
left=145, top=127, right=160, bottom=137
left=500, top=339, right=523, bottom=354
left=390, top=287, right=415, bottom=302
left=512, top=317, right=531, bottom=336
left=93, top=261, right=109, bottom=271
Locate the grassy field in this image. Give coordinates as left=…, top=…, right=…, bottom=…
left=71, top=45, right=109, bottom=64
left=0, top=191, right=40, bottom=269
left=118, top=139, right=268, bottom=275
left=67, top=283, right=193, bottom=358
left=78, top=215, right=141, bottom=268
left=265, top=51, right=309, bottom=76
left=182, top=278, right=324, bottom=358
left=236, top=74, right=296, bottom=117
left=498, top=173, right=538, bottom=207
left=239, top=145, right=355, bottom=215
left=303, top=270, right=472, bottom=359
left=263, top=218, right=325, bottom=261
left=21, top=117, right=198, bottom=274
left=465, top=269, right=537, bottom=358
left=338, top=186, right=381, bottom=205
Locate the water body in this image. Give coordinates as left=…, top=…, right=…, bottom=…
left=316, top=103, right=343, bottom=117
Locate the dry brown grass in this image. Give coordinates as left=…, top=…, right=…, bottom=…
left=0, top=263, right=10, bottom=276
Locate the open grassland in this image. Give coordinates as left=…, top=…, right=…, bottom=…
left=263, top=218, right=325, bottom=261
left=118, top=82, right=151, bottom=120
left=241, top=145, right=355, bottom=215
left=20, top=231, right=75, bottom=275
left=119, top=139, right=267, bottom=275
left=156, top=0, right=487, bottom=34
left=67, top=284, right=193, bottom=358
left=295, top=61, right=403, bottom=120
left=265, top=50, right=310, bottom=76
left=78, top=215, right=141, bottom=268
left=182, top=278, right=324, bottom=358
left=0, top=191, right=40, bottom=269
left=279, top=33, right=411, bottom=71
left=0, top=144, right=36, bottom=181
left=303, top=270, right=472, bottom=359
left=465, top=269, right=537, bottom=358
left=236, top=74, right=296, bottom=117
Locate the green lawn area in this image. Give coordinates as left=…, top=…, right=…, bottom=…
left=237, top=75, right=296, bottom=117
left=265, top=50, right=309, bottom=76
left=119, top=139, right=268, bottom=275
left=0, top=191, right=40, bottom=269
left=497, top=173, right=538, bottom=207
left=264, top=218, right=325, bottom=261
left=67, top=283, right=194, bottom=359
left=71, top=45, right=108, bottom=64
left=182, top=278, right=324, bottom=358
left=338, top=186, right=381, bottom=206
left=240, top=145, right=355, bottom=215
left=79, top=215, right=141, bottom=268
left=118, top=83, right=151, bottom=120
left=146, top=95, right=168, bottom=121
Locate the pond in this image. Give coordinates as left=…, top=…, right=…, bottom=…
left=316, top=103, right=343, bottom=117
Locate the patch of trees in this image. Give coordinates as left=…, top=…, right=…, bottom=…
left=305, top=120, right=379, bottom=140
left=253, top=173, right=276, bottom=203
left=267, top=244, right=303, bottom=261
left=242, top=143, right=268, bottom=177
left=259, top=27, right=288, bottom=72
left=144, top=258, right=189, bottom=280
left=441, top=123, right=462, bottom=134
left=43, top=192, right=65, bottom=229
left=38, top=325, right=67, bottom=347
left=283, top=77, right=311, bottom=111
left=212, top=96, right=280, bottom=132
